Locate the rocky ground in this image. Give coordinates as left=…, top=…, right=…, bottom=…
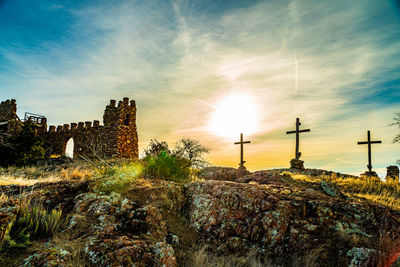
left=0, top=166, right=399, bottom=266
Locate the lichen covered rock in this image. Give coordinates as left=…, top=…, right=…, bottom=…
left=1, top=170, right=400, bottom=266
left=186, top=179, right=400, bottom=265
left=23, top=247, right=72, bottom=267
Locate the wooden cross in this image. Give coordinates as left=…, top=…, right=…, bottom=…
left=286, top=118, right=310, bottom=159
left=234, top=133, right=251, bottom=167
left=357, top=130, right=382, bottom=172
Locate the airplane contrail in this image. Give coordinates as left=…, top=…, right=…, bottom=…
left=197, top=99, right=216, bottom=108
left=294, top=54, right=299, bottom=94
left=0, top=65, right=31, bottom=78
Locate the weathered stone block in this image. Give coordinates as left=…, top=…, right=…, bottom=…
left=237, top=165, right=250, bottom=177
left=290, top=158, right=304, bottom=170
left=386, top=166, right=399, bottom=182
left=360, top=171, right=379, bottom=179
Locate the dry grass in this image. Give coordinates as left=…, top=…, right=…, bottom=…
left=50, top=234, right=87, bottom=267
left=287, top=172, right=400, bottom=211
left=187, top=245, right=326, bottom=267
left=0, top=165, right=94, bottom=186
left=0, top=176, right=64, bottom=186
left=188, top=246, right=272, bottom=267
left=0, top=192, right=8, bottom=203
left=375, top=234, right=400, bottom=267
left=60, top=167, right=93, bottom=181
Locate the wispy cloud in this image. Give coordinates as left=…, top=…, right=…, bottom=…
left=0, top=0, right=399, bottom=175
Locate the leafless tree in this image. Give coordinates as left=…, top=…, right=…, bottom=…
left=143, top=139, right=170, bottom=157
left=390, top=112, right=400, bottom=143
left=79, top=139, right=112, bottom=169
left=174, top=138, right=209, bottom=169
left=390, top=112, right=400, bottom=165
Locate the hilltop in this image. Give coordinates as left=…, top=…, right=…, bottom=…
left=0, top=162, right=399, bottom=266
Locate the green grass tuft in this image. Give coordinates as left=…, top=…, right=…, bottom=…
left=93, top=162, right=143, bottom=194
left=0, top=202, right=67, bottom=250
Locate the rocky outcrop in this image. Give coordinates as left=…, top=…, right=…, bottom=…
left=199, top=166, right=250, bottom=181
left=1, top=170, right=400, bottom=266
left=0, top=180, right=182, bottom=266
left=185, top=175, right=400, bottom=265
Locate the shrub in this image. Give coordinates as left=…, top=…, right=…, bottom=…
left=143, top=151, right=190, bottom=183
left=0, top=120, right=45, bottom=166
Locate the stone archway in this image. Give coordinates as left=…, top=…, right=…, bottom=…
left=65, top=138, right=74, bottom=159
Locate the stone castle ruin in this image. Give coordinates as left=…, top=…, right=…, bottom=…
left=0, top=97, right=138, bottom=160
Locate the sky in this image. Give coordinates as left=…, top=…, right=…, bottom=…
left=0, top=0, right=399, bottom=177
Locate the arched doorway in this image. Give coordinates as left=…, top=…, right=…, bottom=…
left=65, top=138, right=74, bottom=158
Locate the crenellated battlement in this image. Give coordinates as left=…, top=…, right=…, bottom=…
left=0, top=97, right=138, bottom=160
left=48, top=120, right=102, bottom=133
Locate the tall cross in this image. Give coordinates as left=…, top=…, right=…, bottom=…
left=234, top=133, right=251, bottom=167
left=357, top=130, right=382, bottom=172
left=286, top=118, right=310, bottom=159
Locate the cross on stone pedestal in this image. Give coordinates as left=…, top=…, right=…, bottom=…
left=234, top=133, right=251, bottom=167
left=286, top=118, right=310, bottom=159
left=357, top=130, right=382, bottom=172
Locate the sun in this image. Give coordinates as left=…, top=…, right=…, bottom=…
left=209, top=93, right=259, bottom=138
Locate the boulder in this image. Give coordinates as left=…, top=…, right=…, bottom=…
left=386, top=166, right=399, bottom=182
left=199, top=166, right=250, bottom=181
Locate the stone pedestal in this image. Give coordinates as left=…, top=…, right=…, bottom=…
left=360, top=171, right=379, bottom=179
left=237, top=165, right=250, bottom=177
left=386, top=166, right=399, bottom=182
left=290, top=158, right=304, bottom=170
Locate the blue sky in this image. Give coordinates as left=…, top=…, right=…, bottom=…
left=0, top=0, right=399, bottom=176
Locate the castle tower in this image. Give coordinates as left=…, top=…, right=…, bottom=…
left=0, top=99, right=21, bottom=134
left=101, top=97, right=138, bottom=159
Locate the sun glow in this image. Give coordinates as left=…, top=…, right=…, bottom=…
left=209, top=94, right=259, bottom=138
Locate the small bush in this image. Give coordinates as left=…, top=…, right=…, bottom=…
left=143, top=151, right=190, bottom=183
left=0, top=120, right=45, bottom=167
left=0, top=202, right=67, bottom=250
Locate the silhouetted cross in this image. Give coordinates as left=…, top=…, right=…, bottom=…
left=234, top=133, right=251, bottom=167
left=357, top=130, right=382, bottom=172
left=286, top=118, right=310, bottom=159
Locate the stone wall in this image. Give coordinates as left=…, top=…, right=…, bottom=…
left=41, top=121, right=102, bottom=157
left=1, top=97, right=138, bottom=160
